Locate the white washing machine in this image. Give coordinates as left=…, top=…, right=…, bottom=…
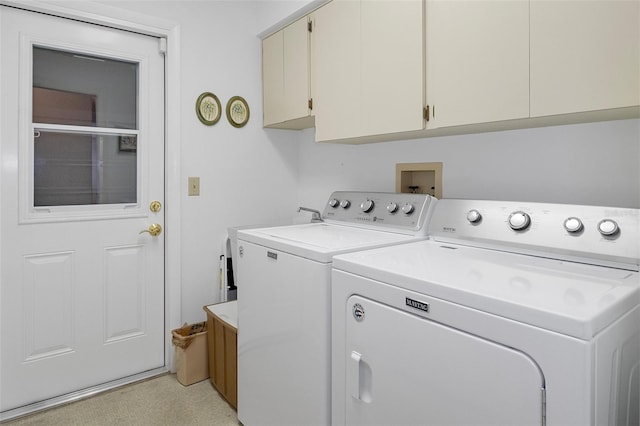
left=332, top=199, right=639, bottom=426
left=235, top=191, right=437, bottom=426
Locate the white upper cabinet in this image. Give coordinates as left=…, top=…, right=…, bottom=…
left=313, top=0, right=360, bottom=141
left=262, top=15, right=313, bottom=129
left=530, top=0, right=640, bottom=117
left=361, top=0, right=424, bottom=136
left=314, top=0, right=424, bottom=142
left=425, top=0, right=530, bottom=129
left=262, top=30, right=284, bottom=126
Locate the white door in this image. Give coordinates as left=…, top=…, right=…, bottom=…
left=343, top=295, right=544, bottom=426
left=0, top=7, right=165, bottom=412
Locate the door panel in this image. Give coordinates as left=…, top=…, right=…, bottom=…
left=23, top=252, right=75, bottom=361
left=1, top=7, right=165, bottom=412
left=344, top=295, right=544, bottom=426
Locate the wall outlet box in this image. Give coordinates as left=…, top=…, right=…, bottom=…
left=396, top=162, right=443, bottom=199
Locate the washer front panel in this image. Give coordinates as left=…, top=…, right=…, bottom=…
left=237, top=241, right=332, bottom=425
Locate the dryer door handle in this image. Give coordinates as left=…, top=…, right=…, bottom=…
left=349, top=351, right=373, bottom=403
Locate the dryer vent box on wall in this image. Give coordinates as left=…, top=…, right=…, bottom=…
left=396, top=162, right=443, bottom=199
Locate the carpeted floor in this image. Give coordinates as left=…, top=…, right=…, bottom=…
left=4, top=374, right=238, bottom=426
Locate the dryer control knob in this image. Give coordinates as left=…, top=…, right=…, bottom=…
left=387, top=202, right=399, bottom=213
left=563, top=217, right=584, bottom=233
left=329, top=198, right=340, bottom=208
left=598, top=219, right=619, bottom=236
left=340, top=200, right=351, bottom=209
left=466, top=209, right=482, bottom=223
left=361, top=199, right=375, bottom=213
left=508, top=211, right=531, bottom=231
left=401, top=203, right=415, bottom=215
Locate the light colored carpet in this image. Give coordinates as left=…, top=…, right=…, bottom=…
left=4, top=374, right=239, bottom=426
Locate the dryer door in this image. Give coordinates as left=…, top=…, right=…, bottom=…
left=344, top=295, right=545, bottom=426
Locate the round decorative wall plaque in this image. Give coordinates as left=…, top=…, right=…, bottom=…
left=226, top=96, right=250, bottom=128
left=195, top=92, right=221, bottom=125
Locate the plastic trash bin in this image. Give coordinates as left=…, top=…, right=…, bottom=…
left=171, top=321, right=209, bottom=386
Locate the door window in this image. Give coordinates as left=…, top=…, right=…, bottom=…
left=32, top=47, right=139, bottom=208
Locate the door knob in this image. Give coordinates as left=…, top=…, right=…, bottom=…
left=139, top=223, right=162, bottom=236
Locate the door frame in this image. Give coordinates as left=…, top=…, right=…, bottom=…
left=0, top=0, right=182, bottom=385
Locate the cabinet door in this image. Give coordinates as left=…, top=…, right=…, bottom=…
left=425, top=0, right=529, bottom=128
left=361, top=0, right=424, bottom=137
left=283, top=16, right=311, bottom=123
left=530, top=0, right=640, bottom=117
left=262, top=16, right=313, bottom=129
left=314, top=0, right=424, bottom=142
left=262, top=30, right=284, bottom=126
left=314, top=0, right=361, bottom=141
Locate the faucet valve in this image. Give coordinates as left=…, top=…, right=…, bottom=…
left=297, top=207, right=323, bottom=223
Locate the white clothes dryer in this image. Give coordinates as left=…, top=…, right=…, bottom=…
left=332, top=199, right=639, bottom=426
left=236, top=191, right=436, bottom=426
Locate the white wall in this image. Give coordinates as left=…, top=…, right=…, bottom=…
left=295, top=119, right=640, bottom=210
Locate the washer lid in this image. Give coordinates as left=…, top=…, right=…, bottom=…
left=238, top=223, right=423, bottom=263
left=333, top=240, right=640, bottom=340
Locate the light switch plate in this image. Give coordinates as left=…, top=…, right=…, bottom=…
left=188, top=177, right=200, bottom=196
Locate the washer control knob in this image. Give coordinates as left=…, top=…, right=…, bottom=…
left=563, top=217, right=584, bottom=233
left=329, top=198, right=340, bottom=208
left=401, top=203, right=415, bottom=215
left=508, top=211, right=531, bottom=231
left=340, top=199, right=351, bottom=209
left=466, top=209, right=482, bottom=223
left=598, top=219, right=619, bottom=236
left=387, top=202, right=399, bottom=213
left=361, top=199, right=375, bottom=213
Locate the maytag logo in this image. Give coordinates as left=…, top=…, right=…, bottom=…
left=406, top=297, right=429, bottom=313
left=442, top=226, right=456, bottom=233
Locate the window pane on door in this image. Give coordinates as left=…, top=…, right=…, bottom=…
left=33, top=47, right=137, bottom=130
left=32, top=46, right=139, bottom=208
left=34, top=130, right=137, bottom=207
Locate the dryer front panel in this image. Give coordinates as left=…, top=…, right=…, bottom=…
left=343, top=295, right=545, bottom=426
